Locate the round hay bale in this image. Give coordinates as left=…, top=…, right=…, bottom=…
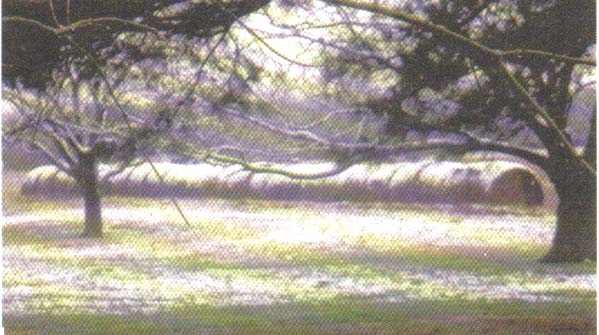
left=21, top=165, right=52, bottom=195
left=21, top=165, right=77, bottom=196
left=131, top=164, right=157, bottom=196
left=110, top=165, right=138, bottom=195
left=486, top=167, right=544, bottom=206
left=224, top=167, right=252, bottom=195
left=388, top=161, right=430, bottom=185
left=247, top=173, right=293, bottom=199
left=463, top=153, right=556, bottom=208
left=385, top=161, right=430, bottom=202
left=363, top=163, right=397, bottom=200
left=18, top=160, right=548, bottom=207
left=21, top=166, right=48, bottom=194
left=413, top=161, right=468, bottom=202
left=444, top=166, right=486, bottom=202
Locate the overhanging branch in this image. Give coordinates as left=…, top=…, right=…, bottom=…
left=321, top=0, right=596, bottom=67
left=319, top=0, right=596, bottom=175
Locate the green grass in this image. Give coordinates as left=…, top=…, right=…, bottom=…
left=4, top=222, right=256, bottom=281
left=4, top=223, right=361, bottom=306
left=5, top=299, right=596, bottom=335
left=3, top=191, right=595, bottom=335
left=220, top=199, right=555, bottom=222
left=247, top=241, right=595, bottom=302
left=2, top=187, right=65, bottom=214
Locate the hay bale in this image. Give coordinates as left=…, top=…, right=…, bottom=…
left=223, top=166, right=252, bottom=196
left=248, top=173, right=292, bottom=199
left=486, top=166, right=544, bottom=206
left=416, top=161, right=468, bottom=201
left=21, top=159, right=549, bottom=207
left=21, top=165, right=77, bottom=196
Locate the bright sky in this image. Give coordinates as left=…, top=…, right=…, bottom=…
left=234, top=2, right=341, bottom=80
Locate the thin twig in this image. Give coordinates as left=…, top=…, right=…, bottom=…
left=47, top=0, right=62, bottom=27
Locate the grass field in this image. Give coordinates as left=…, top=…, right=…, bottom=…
left=2, top=175, right=596, bottom=334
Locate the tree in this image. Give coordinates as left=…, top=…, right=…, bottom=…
left=293, top=0, right=595, bottom=262
left=2, top=0, right=273, bottom=237
left=3, top=76, right=166, bottom=237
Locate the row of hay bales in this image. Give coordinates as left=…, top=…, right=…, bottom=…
left=21, top=160, right=548, bottom=206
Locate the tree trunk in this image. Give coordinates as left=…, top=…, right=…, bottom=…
left=77, top=154, right=103, bottom=238
left=539, top=105, right=596, bottom=263
left=541, top=168, right=596, bottom=263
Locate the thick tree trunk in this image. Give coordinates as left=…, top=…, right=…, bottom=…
left=540, top=108, right=596, bottom=263
left=77, top=154, right=103, bottom=238
left=541, top=168, right=596, bottom=263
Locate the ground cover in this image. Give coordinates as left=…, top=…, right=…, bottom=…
left=2, top=177, right=596, bottom=334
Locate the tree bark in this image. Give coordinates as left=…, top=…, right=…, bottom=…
left=541, top=167, right=596, bottom=263
left=541, top=109, right=596, bottom=263
left=77, top=153, right=103, bottom=238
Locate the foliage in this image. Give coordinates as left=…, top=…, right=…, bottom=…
left=2, top=0, right=271, bottom=88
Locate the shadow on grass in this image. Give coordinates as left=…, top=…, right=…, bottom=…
left=4, top=298, right=596, bottom=335
left=4, top=221, right=85, bottom=246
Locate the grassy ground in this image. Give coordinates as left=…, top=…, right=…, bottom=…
left=2, top=174, right=596, bottom=335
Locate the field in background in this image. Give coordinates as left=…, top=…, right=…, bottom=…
left=2, top=172, right=596, bottom=335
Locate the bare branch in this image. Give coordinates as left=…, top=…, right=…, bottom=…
left=168, top=139, right=359, bottom=180
left=500, top=49, right=596, bottom=67
left=27, top=141, right=72, bottom=174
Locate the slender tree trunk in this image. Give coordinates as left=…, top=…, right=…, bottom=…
left=77, top=153, right=103, bottom=238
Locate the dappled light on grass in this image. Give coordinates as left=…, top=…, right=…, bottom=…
left=3, top=197, right=595, bottom=322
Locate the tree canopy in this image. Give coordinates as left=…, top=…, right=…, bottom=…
left=2, top=0, right=271, bottom=87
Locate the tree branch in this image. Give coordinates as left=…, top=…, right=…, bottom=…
left=321, top=0, right=596, bottom=66
left=27, top=141, right=72, bottom=174
left=499, top=62, right=595, bottom=175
